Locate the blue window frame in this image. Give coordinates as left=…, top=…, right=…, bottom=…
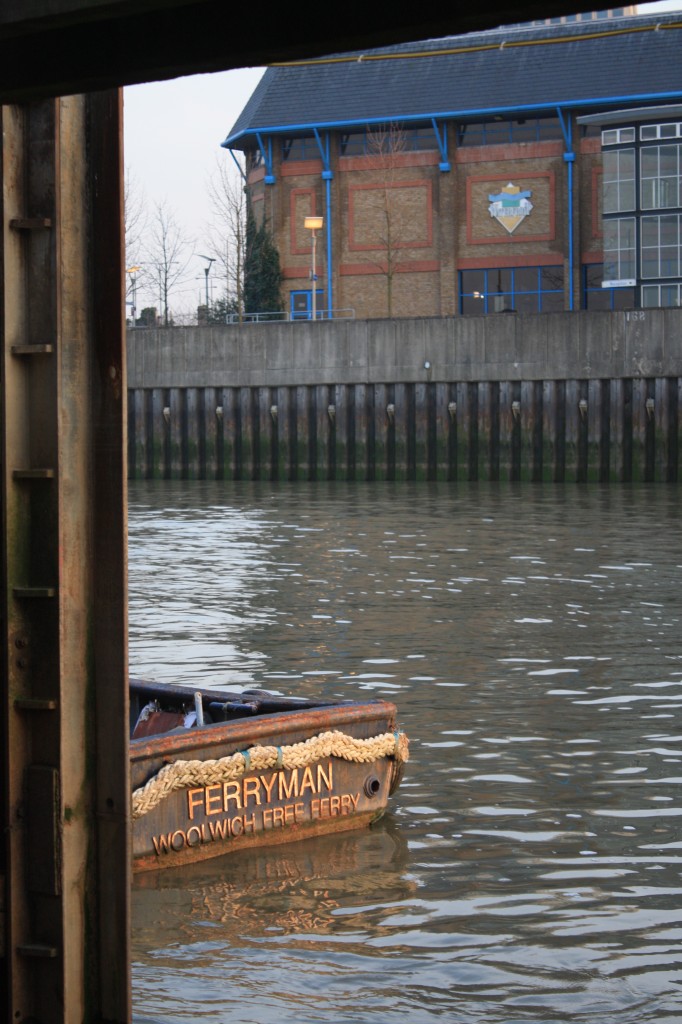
left=282, top=136, right=318, bottom=161
left=583, top=264, right=635, bottom=310
left=459, top=266, right=564, bottom=314
left=340, top=124, right=437, bottom=157
left=457, top=117, right=562, bottom=147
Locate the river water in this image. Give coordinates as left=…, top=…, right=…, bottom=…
left=129, top=480, right=682, bottom=1024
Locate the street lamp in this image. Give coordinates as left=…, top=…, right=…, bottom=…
left=197, top=254, right=215, bottom=311
left=126, top=265, right=141, bottom=326
left=304, top=215, right=323, bottom=321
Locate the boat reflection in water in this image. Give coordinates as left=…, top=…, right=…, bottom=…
left=133, top=816, right=413, bottom=948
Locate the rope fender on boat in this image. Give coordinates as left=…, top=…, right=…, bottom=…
left=131, top=728, right=410, bottom=820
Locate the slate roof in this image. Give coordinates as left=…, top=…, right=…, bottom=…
left=223, top=12, right=682, bottom=149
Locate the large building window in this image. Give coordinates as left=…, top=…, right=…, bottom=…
left=642, top=283, right=681, bottom=307
left=602, top=148, right=635, bottom=212
left=340, top=124, right=437, bottom=156
left=282, top=136, right=318, bottom=161
left=641, top=214, right=682, bottom=278
left=602, top=126, right=635, bottom=146
left=640, top=121, right=682, bottom=142
left=600, top=117, right=682, bottom=306
left=640, top=143, right=682, bottom=209
left=603, top=217, right=636, bottom=283
left=457, top=117, right=562, bottom=147
left=527, top=9, right=631, bottom=24
left=459, top=266, right=564, bottom=314
left=583, top=264, right=635, bottom=309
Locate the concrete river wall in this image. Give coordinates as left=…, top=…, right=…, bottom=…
left=127, top=310, right=682, bottom=482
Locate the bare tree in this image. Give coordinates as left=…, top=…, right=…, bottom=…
left=143, top=199, right=193, bottom=326
left=203, top=156, right=247, bottom=320
left=361, top=123, right=412, bottom=317
left=124, top=168, right=148, bottom=322
left=124, top=168, right=147, bottom=264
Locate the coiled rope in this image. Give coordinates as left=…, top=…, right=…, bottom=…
left=132, top=728, right=409, bottom=820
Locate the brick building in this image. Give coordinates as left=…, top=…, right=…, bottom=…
left=223, top=11, right=682, bottom=319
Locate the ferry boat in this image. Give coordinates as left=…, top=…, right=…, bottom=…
left=130, top=677, right=409, bottom=872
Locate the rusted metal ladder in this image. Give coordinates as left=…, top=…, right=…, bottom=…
left=1, top=93, right=130, bottom=1022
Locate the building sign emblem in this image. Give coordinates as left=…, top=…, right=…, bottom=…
left=488, top=182, right=533, bottom=234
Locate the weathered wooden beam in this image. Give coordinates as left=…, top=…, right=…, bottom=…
left=1, top=91, right=129, bottom=1024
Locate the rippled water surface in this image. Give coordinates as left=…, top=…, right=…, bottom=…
left=129, top=481, right=682, bottom=1024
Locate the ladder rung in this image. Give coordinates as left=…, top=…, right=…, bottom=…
left=13, top=587, right=56, bottom=599
left=16, top=943, right=59, bottom=958
left=9, top=218, right=52, bottom=231
left=11, top=344, right=54, bottom=355
left=14, top=698, right=58, bottom=711
left=13, top=469, right=55, bottom=480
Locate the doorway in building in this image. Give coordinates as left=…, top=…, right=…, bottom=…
left=290, top=289, right=325, bottom=319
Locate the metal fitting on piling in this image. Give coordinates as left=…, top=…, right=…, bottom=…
left=270, top=404, right=278, bottom=422
left=578, top=399, right=588, bottom=420
left=162, top=406, right=171, bottom=423
left=646, top=397, right=655, bottom=420
left=386, top=403, right=395, bottom=424
left=447, top=401, right=457, bottom=422
left=511, top=400, right=521, bottom=421
left=215, top=406, right=223, bottom=420
left=328, top=404, right=336, bottom=422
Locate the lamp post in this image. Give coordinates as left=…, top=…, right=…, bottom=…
left=198, top=254, right=215, bottom=312
left=304, top=215, right=323, bottom=320
left=126, top=265, right=141, bottom=326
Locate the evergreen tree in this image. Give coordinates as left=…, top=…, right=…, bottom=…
left=136, top=306, right=158, bottom=327
left=206, top=296, right=240, bottom=323
left=244, top=208, right=282, bottom=314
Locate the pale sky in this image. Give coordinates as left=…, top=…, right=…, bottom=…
left=123, top=2, right=681, bottom=315
left=124, top=66, right=264, bottom=313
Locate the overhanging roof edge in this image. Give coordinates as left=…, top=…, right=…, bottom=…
left=578, top=103, right=682, bottom=126
left=222, top=90, right=682, bottom=149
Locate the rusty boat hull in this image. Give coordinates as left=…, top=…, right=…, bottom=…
left=130, top=678, right=407, bottom=873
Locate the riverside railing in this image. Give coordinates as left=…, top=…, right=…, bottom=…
left=225, top=308, right=356, bottom=324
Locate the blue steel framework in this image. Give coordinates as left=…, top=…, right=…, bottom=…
left=224, top=15, right=682, bottom=316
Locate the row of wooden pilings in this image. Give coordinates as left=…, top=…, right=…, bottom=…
left=127, top=377, right=681, bottom=483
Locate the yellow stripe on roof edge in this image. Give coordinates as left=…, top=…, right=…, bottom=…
left=268, top=20, right=682, bottom=69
